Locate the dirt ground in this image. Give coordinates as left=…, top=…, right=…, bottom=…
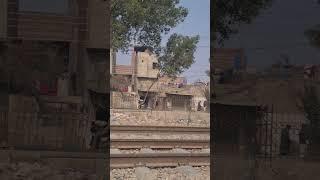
left=212, top=156, right=320, bottom=180
left=255, top=158, right=320, bottom=180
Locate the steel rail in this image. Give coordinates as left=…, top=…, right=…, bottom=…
left=110, top=125, right=210, bottom=134
left=110, top=152, right=210, bottom=168
left=111, top=139, right=210, bottom=149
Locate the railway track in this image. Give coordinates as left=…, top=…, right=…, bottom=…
left=110, top=125, right=210, bottom=168
left=110, top=125, right=210, bottom=134
left=110, top=152, right=210, bottom=168
left=110, top=125, right=209, bottom=149
left=111, top=139, right=209, bottom=149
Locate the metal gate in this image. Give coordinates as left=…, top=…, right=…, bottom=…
left=255, top=105, right=274, bottom=166
left=212, top=103, right=258, bottom=180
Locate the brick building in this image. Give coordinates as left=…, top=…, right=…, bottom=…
left=0, top=0, right=110, bottom=151
left=213, top=48, right=247, bottom=84
left=111, top=47, right=197, bottom=111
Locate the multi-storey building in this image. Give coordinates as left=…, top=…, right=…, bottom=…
left=111, top=46, right=160, bottom=92
left=213, top=48, right=247, bottom=84
left=111, top=47, right=198, bottom=111
left=213, top=48, right=246, bottom=72
left=1, top=0, right=109, bottom=96
left=0, top=0, right=110, bottom=151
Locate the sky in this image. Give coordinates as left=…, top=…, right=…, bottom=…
left=116, top=0, right=210, bottom=83
left=222, top=0, right=320, bottom=70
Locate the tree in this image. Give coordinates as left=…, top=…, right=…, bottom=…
left=213, top=0, right=273, bottom=45
left=304, top=1, right=320, bottom=49
left=159, top=34, right=200, bottom=77
left=141, top=34, right=199, bottom=107
left=305, top=24, right=320, bottom=49
left=112, top=0, right=188, bottom=54
left=299, top=84, right=320, bottom=149
left=111, top=0, right=200, bottom=108
left=211, top=0, right=273, bottom=105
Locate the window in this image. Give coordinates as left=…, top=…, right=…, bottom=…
left=19, top=0, right=69, bottom=14
left=152, top=62, right=158, bottom=69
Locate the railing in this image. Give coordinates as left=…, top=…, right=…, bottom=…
left=0, top=109, right=8, bottom=146
left=4, top=95, right=98, bottom=152
left=7, top=111, right=91, bottom=151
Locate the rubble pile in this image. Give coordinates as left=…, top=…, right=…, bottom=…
left=111, top=166, right=210, bottom=180
left=111, top=111, right=209, bottom=127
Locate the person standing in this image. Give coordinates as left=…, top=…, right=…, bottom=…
left=90, top=122, right=97, bottom=149
left=197, top=101, right=202, bottom=111
left=203, top=100, right=208, bottom=112
left=299, top=124, right=308, bottom=158
left=280, top=125, right=291, bottom=156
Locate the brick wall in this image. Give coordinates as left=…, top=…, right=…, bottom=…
left=111, top=91, right=137, bottom=109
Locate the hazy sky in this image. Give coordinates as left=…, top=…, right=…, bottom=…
left=117, top=0, right=210, bottom=83
left=222, top=0, right=320, bottom=69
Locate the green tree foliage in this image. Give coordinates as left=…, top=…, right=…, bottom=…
left=213, top=0, right=273, bottom=44
left=112, top=0, right=200, bottom=77
left=140, top=34, right=199, bottom=105
left=112, top=0, right=188, bottom=54
left=300, top=85, right=320, bottom=144
left=304, top=0, right=320, bottom=48
left=159, top=34, right=200, bottom=77
left=305, top=24, right=320, bottom=48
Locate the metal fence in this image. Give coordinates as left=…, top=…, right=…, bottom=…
left=256, top=110, right=308, bottom=159
left=0, top=110, right=8, bottom=146
left=212, top=103, right=312, bottom=167
left=0, top=95, right=103, bottom=152
left=7, top=111, right=91, bottom=151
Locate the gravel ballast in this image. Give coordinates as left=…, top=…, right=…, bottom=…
left=111, top=166, right=210, bottom=180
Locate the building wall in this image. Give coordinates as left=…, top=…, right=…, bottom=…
left=6, top=95, right=91, bottom=150
left=167, top=94, right=192, bottom=111
left=213, top=48, right=246, bottom=72
left=111, top=91, right=137, bottom=109
left=8, top=0, right=88, bottom=41
left=6, top=0, right=87, bottom=42
left=136, top=51, right=159, bottom=78
left=0, top=0, right=7, bottom=40
left=137, top=78, right=158, bottom=91
left=85, top=49, right=108, bottom=93
left=87, top=0, right=110, bottom=49
left=16, top=13, right=75, bottom=41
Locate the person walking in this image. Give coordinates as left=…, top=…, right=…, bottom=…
left=299, top=124, right=308, bottom=158
left=90, top=122, right=97, bottom=149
